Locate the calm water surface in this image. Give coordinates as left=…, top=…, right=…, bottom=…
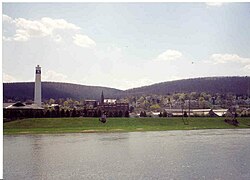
left=4, top=129, right=250, bottom=180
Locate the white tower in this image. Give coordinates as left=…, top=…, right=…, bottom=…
left=34, top=65, right=42, bottom=106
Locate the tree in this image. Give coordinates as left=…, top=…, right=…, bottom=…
left=65, top=110, right=70, bottom=117
left=74, top=100, right=80, bottom=106
left=125, top=111, right=130, bottom=117
left=129, top=106, right=134, bottom=112
left=67, top=98, right=74, bottom=108
left=179, top=93, right=187, bottom=101
left=190, top=92, right=198, bottom=100
left=45, top=110, right=51, bottom=118
left=97, top=110, right=102, bottom=117
left=119, top=110, right=123, bottom=117
left=71, top=108, right=77, bottom=117
left=108, top=111, right=113, bottom=117
left=60, top=109, right=65, bottom=117
left=55, top=109, right=60, bottom=117
left=198, top=97, right=206, bottom=108
left=83, top=108, right=88, bottom=117
left=173, top=94, right=179, bottom=101
left=63, top=101, right=69, bottom=107
left=212, top=97, right=216, bottom=105
left=150, top=104, right=161, bottom=111
left=51, top=110, right=56, bottom=118
left=58, top=98, right=65, bottom=105
left=183, top=111, right=188, bottom=117
left=163, top=111, right=167, bottom=117
left=48, top=98, right=55, bottom=105
left=113, top=111, right=118, bottom=117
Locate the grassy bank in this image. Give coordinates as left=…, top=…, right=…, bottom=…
left=4, top=117, right=250, bottom=135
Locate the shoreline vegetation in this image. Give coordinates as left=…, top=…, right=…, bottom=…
left=4, top=117, right=250, bottom=135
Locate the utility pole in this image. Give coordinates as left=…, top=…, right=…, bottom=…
left=248, top=76, right=250, bottom=108
left=188, top=98, right=191, bottom=117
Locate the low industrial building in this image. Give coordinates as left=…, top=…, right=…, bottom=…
left=3, top=102, right=44, bottom=122
left=164, top=108, right=228, bottom=117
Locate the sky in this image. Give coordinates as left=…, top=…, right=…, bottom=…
left=2, top=2, right=250, bottom=90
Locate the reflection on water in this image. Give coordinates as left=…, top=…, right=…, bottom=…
left=4, top=129, right=250, bottom=180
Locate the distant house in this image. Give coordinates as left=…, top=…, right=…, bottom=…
left=104, top=99, right=117, bottom=104
left=4, top=102, right=44, bottom=110
left=84, top=100, right=97, bottom=108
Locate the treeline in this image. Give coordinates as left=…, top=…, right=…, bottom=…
left=3, top=109, right=130, bottom=122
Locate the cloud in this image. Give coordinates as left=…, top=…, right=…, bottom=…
left=204, top=53, right=250, bottom=74
left=13, top=29, right=30, bottom=41
left=43, top=70, right=68, bottom=82
left=243, top=64, right=250, bottom=72
left=208, top=53, right=250, bottom=64
left=2, top=36, right=12, bottom=41
left=156, top=49, right=182, bottom=61
left=72, top=34, right=96, bottom=48
left=53, top=34, right=63, bottom=42
left=2, top=14, right=95, bottom=47
left=3, top=73, right=16, bottom=82
left=40, top=17, right=80, bottom=31
left=3, top=14, right=13, bottom=23
left=14, top=17, right=80, bottom=41
left=206, top=2, right=224, bottom=7
left=3, top=14, right=96, bottom=48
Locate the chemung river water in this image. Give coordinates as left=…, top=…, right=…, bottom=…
left=4, top=129, right=250, bottom=180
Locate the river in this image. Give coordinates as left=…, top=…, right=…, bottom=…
left=4, top=129, right=250, bottom=180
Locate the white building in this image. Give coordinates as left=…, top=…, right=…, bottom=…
left=34, top=65, right=42, bottom=106
left=104, top=99, right=117, bottom=104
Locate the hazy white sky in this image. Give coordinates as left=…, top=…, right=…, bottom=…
left=2, top=2, right=250, bottom=90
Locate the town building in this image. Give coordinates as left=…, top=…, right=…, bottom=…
left=164, top=108, right=228, bottom=117
left=97, top=92, right=129, bottom=117
left=3, top=102, right=44, bottom=122
left=84, top=100, right=98, bottom=108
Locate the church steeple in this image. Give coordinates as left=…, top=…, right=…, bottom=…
left=101, top=91, right=104, bottom=104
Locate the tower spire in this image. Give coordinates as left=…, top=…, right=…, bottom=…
left=34, top=65, right=42, bottom=106
left=101, top=91, right=104, bottom=104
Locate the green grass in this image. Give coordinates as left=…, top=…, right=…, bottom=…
left=4, top=117, right=250, bottom=135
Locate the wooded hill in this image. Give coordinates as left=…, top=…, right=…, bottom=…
left=124, top=77, right=250, bottom=96
left=3, top=77, right=250, bottom=102
left=3, top=82, right=122, bottom=102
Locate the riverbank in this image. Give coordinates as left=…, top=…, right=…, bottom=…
left=4, top=117, right=250, bottom=135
